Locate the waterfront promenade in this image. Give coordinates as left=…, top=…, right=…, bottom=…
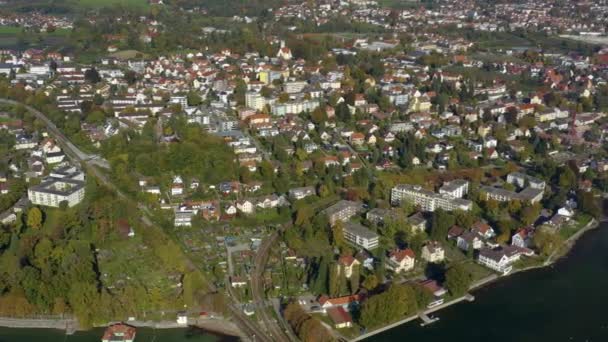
left=0, top=317, right=78, bottom=334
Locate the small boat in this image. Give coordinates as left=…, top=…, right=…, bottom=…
left=101, top=323, right=137, bottom=342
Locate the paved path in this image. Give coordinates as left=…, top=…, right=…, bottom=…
left=0, top=317, right=78, bottom=334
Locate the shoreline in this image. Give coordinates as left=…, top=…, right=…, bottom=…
left=0, top=316, right=243, bottom=339
left=0, top=220, right=601, bottom=341
left=351, top=217, right=601, bottom=342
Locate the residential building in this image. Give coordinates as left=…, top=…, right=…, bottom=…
left=480, top=185, right=543, bottom=204
left=506, top=172, right=546, bottom=190
left=407, top=212, right=428, bottom=232
left=245, top=92, right=266, bottom=111
left=337, top=255, right=360, bottom=279
left=421, top=241, right=445, bottom=263
left=174, top=208, right=194, bottom=227
left=366, top=207, right=403, bottom=226
left=327, top=307, right=353, bottom=329
left=457, top=231, right=484, bottom=251
left=343, top=222, right=379, bottom=250
left=236, top=199, right=254, bottom=214
left=471, top=221, right=496, bottom=239
left=512, top=228, right=533, bottom=248
left=477, top=246, right=523, bottom=275
left=271, top=99, right=320, bottom=116
left=439, top=179, right=469, bottom=199
left=318, top=294, right=361, bottom=311
left=386, top=248, right=415, bottom=273
left=28, top=177, right=85, bottom=208
left=323, top=200, right=364, bottom=226
left=288, top=186, right=316, bottom=200
left=391, top=184, right=473, bottom=212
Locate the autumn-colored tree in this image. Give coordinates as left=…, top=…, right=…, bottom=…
left=26, top=207, right=42, bottom=229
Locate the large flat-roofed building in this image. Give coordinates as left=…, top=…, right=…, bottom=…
left=343, top=222, right=379, bottom=250
left=391, top=184, right=472, bottom=212
left=366, top=207, right=404, bottom=226
left=28, top=177, right=85, bottom=208
left=49, top=165, right=85, bottom=181
left=323, top=200, right=364, bottom=226
left=480, top=185, right=543, bottom=204
left=439, top=179, right=469, bottom=199
left=506, top=172, right=546, bottom=190
left=245, top=92, right=266, bottom=111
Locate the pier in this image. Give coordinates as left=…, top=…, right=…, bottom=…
left=351, top=293, right=476, bottom=341
left=419, top=313, right=439, bottom=327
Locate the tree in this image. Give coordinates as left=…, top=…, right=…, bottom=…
left=444, top=264, right=472, bottom=296
left=187, top=91, right=202, bottom=106
left=331, top=221, right=345, bottom=247
left=520, top=203, right=541, bottom=225
left=295, top=206, right=313, bottom=226
left=349, top=265, right=360, bottom=294
left=278, top=93, right=290, bottom=103
left=362, top=274, right=378, bottom=291
left=360, top=284, right=418, bottom=328
left=430, top=209, right=455, bottom=241
left=124, top=70, right=138, bottom=85
left=533, top=228, right=563, bottom=256
left=558, top=167, right=577, bottom=191
left=578, top=190, right=601, bottom=218
left=260, top=86, right=273, bottom=98
left=311, top=257, right=329, bottom=294
left=328, top=264, right=342, bottom=297
left=311, top=107, right=327, bottom=124
left=284, top=302, right=333, bottom=342
left=26, top=207, right=42, bottom=230
left=84, top=68, right=101, bottom=84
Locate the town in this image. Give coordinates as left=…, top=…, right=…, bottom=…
left=0, top=0, right=607, bottom=341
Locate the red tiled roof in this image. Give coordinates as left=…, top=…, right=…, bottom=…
left=102, top=323, right=136, bottom=341
left=327, top=306, right=352, bottom=324
left=389, top=248, right=415, bottom=262
left=319, top=294, right=362, bottom=307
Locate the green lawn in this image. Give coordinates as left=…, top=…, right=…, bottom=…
left=0, top=26, right=69, bottom=35
left=559, top=213, right=593, bottom=240
left=0, top=27, right=22, bottom=34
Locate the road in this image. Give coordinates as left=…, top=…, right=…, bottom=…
left=0, top=98, right=110, bottom=169
left=6, top=98, right=272, bottom=342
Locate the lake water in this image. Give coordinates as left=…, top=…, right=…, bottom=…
left=369, top=222, right=608, bottom=342
left=0, top=326, right=239, bottom=342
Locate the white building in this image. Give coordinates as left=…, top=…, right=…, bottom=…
left=237, top=199, right=254, bottom=214
left=343, top=222, right=379, bottom=250
left=506, top=172, right=546, bottom=190
left=391, top=184, right=472, bottom=212
left=439, top=179, right=469, bottom=199
left=174, top=208, right=194, bottom=227
left=477, top=246, right=522, bottom=275
left=421, top=241, right=445, bottom=263
left=386, top=248, right=415, bottom=273
left=28, top=178, right=86, bottom=208
left=245, top=92, right=266, bottom=111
